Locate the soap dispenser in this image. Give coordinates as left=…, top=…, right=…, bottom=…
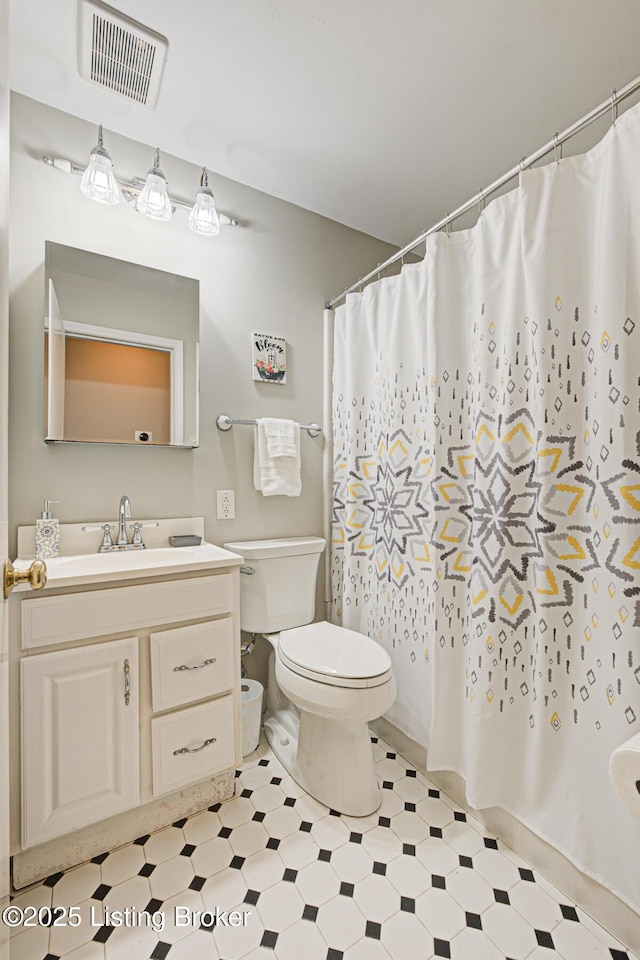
left=35, top=500, right=60, bottom=560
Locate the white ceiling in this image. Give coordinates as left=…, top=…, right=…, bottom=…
left=9, top=0, right=640, bottom=246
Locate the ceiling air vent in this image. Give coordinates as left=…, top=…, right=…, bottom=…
left=78, top=0, right=168, bottom=109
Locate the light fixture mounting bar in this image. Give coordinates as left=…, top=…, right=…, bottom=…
left=42, top=155, right=239, bottom=226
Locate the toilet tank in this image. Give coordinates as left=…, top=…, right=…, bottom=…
left=223, top=537, right=325, bottom=633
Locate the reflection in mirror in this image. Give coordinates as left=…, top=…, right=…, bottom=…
left=44, top=242, right=199, bottom=447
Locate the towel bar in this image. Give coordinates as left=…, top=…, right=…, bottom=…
left=216, top=414, right=321, bottom=438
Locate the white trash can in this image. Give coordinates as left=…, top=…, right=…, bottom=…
left=241, top=679, right=263, bottom=756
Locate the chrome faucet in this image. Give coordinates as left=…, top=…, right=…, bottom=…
left=86, top=496, right=153, bottom=553
left=117, top=495, right=132, bottom=546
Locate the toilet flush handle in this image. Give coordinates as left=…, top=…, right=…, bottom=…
left=240, top=565, right=255, bottom=575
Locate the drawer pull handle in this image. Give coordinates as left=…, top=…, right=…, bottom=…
left=124, top=659, right=131, bottom=706
left=173, top=658, right=217, bottom=673
left=173, top=737, right=217, bottom=756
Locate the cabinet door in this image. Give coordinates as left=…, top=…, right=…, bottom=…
left=21, top=637, right=139, bottom=849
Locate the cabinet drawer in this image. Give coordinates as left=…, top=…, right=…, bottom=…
left=21, top=574, right=233, bottom=650
left=152, top=697, right=235, bottom=796
left=150, top=620, right=234, bottom=712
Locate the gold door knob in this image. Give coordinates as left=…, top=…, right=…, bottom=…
left=3, top=559, right=47, bottom=599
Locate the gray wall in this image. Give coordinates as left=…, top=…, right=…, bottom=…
left=9, top=94, right=395, bottom=559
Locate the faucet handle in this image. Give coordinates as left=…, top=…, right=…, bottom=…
left=101, top=524, right=114, bottom=548
left=128, top=521, right=158, bottom=548
left=82, top=523, right=115, bottom=553
left=130, top=522, right=145, bottom=547
left=96, top=524, right=114, bottom=552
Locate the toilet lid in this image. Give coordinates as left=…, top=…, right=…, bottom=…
left=278, top=621, right=392, bottom=688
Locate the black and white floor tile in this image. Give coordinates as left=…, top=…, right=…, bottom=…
left=7, top=733, right=639, bottom=960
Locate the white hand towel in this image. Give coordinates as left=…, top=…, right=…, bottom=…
left=254, top=419, right=301, bottom=497
left=262, top=417, right=298, bottom=458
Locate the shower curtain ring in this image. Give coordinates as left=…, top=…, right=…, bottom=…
left=611, top=89, right=618, bottom=126
left=519, top=156, right=527, bottom=172
left=477, top=189, right=485, bottom=217
left=553, top=133, right=562, bottom=164
left=445, top=216, right=451, bottom=238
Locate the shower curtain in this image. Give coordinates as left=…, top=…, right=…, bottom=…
left=331, top=102, right=640, bottom=911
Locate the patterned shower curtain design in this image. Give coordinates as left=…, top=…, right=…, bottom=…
left=331, top=105, right=640, bottom=910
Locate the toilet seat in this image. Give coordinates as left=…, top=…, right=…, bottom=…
left=277, top=621, right=392, bottom=688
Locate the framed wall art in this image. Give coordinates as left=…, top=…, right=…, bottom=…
left=252, top=332, right=287, bottom=384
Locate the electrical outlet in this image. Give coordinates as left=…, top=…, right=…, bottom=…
left=216, top=490, right=235, bottom=520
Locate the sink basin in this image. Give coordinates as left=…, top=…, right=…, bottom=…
left=13, top=542, right=243, bottom=590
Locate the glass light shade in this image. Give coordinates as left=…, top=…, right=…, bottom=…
left=80, top=149, right=119, bottom=205
left=136, top=171, right=172, bottom=221
left=188, top=186, right=220, bottom=237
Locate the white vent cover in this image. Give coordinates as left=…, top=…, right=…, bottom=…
left=78, top=0, right=168, bottom=109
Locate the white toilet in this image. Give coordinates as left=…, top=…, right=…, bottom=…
left=223, top=536, right=396, bottom=816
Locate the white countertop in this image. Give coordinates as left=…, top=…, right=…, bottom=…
left=13, top=537, right=244, bottom=592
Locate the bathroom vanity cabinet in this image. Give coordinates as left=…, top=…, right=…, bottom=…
left=9, top=523, right=243, bottom=887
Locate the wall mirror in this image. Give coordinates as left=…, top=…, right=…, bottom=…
left=44, top=242, right=199, bottom=447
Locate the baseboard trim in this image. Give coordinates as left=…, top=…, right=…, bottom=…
left=371, top=716, right=640, bottom=955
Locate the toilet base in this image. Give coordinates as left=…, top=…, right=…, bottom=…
left=264, top=706, right=381, bottom=817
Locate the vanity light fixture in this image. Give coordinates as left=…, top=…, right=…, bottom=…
left=80, top=125, right=120, bottom=205
left=42, top=136, right=240, bottom=234
left=188, top=167, right=220, bottom=237
left=136, top=147, right=172, bottom=221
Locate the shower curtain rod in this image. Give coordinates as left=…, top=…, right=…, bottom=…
left=326, top=72, right=640, bottom=310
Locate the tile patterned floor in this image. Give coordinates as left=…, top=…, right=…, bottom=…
left=6, top=733, right=639, bottom=960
